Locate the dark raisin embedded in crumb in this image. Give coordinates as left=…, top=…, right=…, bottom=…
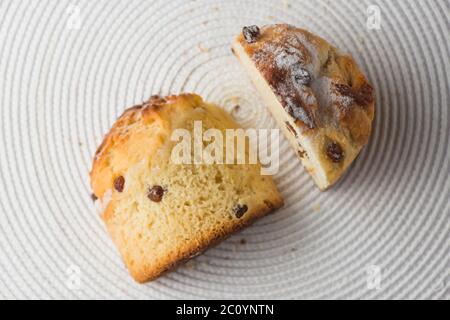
left=326, top=142, right=344, bottom=163
left=148, top=185, right=165, bottom=202
left=233, top=204, right=248, bottom=218
left=298, top=150, right=307, bottom=159
left=242, top=25, right=260, bottom=43
left=114, top=176, right=125, bottom=192
left=292, top=65, right=312, bottom=86
left=91, top=193, right=98, bottom=201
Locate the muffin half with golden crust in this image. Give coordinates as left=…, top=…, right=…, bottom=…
left=232, top=24, right=375, bottom=190
left=90, top=94, right=283, bottom=283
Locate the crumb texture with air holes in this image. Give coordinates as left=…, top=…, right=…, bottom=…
left=90, top=93, right=283, bottom=283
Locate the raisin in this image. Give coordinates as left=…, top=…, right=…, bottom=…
left=242, top=25, right=260, bottom=43
left=114, top=176, right=125, bottom=192
left=298, top=150, right=307, bottom=159
left=91, top=193, right=98, bottom=201
left=292, top=65, right=311, bottom=85
left=148, top=185, right=165, bottom=202
left=326, top=142, right=344, bottom=163
left=233, top=204, right=248, bottom=218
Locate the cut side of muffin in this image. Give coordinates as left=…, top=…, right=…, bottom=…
left=90, top=94, right=283, bottom=283
left=233, top=24, right=375, bottom=190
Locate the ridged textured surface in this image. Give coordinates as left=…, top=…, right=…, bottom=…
left=0, top=0, right=448, bottom=299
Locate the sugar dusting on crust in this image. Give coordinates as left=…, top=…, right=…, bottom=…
left=250, top=25, right=323, bottom=129
left=276, top=82, right=317, bottom=129
left=310, top=77, right=332, bottom=110
left=311, top=77, right=353, bottom=110
left=273, top=45, right=306, bottom=70
left=331, top=90, right=354, bottom=108
left=294, top=32, right=319, bottom=68
left=247, top=24, right=373, bottom=131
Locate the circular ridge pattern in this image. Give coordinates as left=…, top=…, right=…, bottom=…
left=0, top=0, right=448, bottom=299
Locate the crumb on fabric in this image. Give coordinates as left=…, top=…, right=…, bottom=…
left=313, top=203, right=321, bottom=212
left=198, top=43, right=210, bottom=53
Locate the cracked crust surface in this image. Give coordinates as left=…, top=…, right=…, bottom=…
left=233, top=24, right=375, bottom=189
left=90, top=94, right=283, bottom=282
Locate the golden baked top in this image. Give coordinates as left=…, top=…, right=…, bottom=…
left=90, top=94, right=187, bottom=199
left=236, top=24, right=375, bottom=146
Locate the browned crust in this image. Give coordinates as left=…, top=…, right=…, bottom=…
left=236, top=24, right=375, bottom=144
left=90, top=94, right=201, bottom=198
left=124, top=199, right=283, bottom=283
left=92, top=95, right=166, bottom=163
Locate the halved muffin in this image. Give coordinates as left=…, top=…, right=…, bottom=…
left=233, top=24, right=375, bottom=190
left=90, top=94, right=283, bottom=282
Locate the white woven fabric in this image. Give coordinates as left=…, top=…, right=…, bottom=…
left=0, top=0, right=448, bottom=299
